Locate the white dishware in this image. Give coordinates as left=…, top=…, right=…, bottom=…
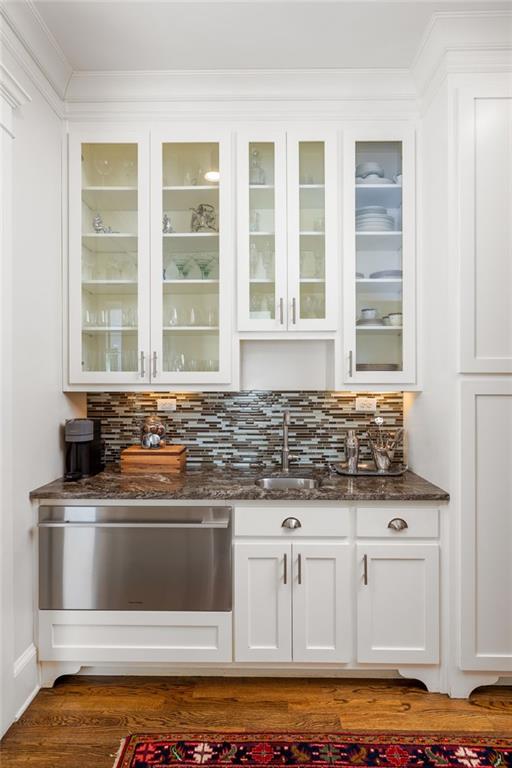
left=357, top=318, right=385, bottom=326
left=382, top=315, right=391, bottom=326
left=388, top=313, right=403, bottom=326
left=357, top=205, right=388, bottom=215
left=369, top=269, right=403, bottom=279
left=355, top=162, right=384, bottom=178
left=360, top=307, right=378, bottom=320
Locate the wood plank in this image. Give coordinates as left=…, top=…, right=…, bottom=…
left=0, top=678, right=511, bottom=768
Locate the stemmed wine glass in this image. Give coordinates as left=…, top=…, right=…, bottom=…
left=174, top=257, right=190, bottom=279
left=195, top=256, right=215, bottom=279
left=93, top=147, right=113, bottom=187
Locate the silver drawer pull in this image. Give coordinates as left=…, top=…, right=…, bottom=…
left=363, top=553, right=368, bottom=585
left=283, top=552, right=288, bottom=584
left=388, top=517, right=408, bottom=532
left=282, top=517, right=301, bottom=530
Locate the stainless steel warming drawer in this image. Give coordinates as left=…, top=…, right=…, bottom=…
left=38, top=505, right=232, bottom=612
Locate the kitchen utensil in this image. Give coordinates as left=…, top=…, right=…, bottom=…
left=344, top=429, right=359, bottom=474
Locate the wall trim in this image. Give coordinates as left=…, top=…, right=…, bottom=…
left=0, top=62, right=31, bottom=138
left=0, top=7, right=65, bottom=118
left=13, top=643, right=37, bottom=679
left=412, top=10, right=512, bottom=101
left=12, top=643, right=39, bottom=721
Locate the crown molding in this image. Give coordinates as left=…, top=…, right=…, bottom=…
left=64, top=67, right=417, bottom=107
left=0, top=1, right=71, bottom=99
left=0, top=63, right=31, bottom=138
left=412, top=10, right=512, bottom=101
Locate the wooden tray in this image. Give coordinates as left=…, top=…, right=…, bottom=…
left=120, top=444, right=187, bottom=474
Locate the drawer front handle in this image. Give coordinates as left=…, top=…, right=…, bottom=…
left=388, top=517, right=408, bottom=532
left=282, top=517, right=302, bottom=530
left=363, top=553, right=368, bottom=585
left=283, top=552, right=288, bottom=584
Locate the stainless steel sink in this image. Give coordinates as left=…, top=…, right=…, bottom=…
left=255, top=477, right=319, bottom=490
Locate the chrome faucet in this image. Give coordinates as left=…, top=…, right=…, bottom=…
left=281, top=410, right=291, bottom=473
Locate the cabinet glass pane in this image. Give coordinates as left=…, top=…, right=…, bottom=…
left=249, top=143, right=276, bottom=321
left=299, top=142, right=326, bottom=320
left=161, top=142, right=220, bottom=373
left=81, top=143, right=139, bottom=373
left=355, top=141, right=403, bottom=372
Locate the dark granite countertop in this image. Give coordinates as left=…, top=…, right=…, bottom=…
left=30, top=465, right=449, bottom=502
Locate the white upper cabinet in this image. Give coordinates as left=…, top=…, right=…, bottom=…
left=68, top=130, right=151, bottom=385
left=342, top=126, right=416, bottom=385
left=150, top=129, right=233, bottom=384
left=459, top=81, right=512, bottom=373
left=237, top=128, right=338, bottom=332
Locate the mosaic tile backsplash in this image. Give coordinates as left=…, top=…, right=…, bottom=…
left=88, top=391, right=404, bottom=467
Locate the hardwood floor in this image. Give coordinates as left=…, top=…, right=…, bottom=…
left=1, top=676, right=511, bottom=767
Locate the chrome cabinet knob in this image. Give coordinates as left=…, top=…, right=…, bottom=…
left=282, top=517, right=302, bottom=530
left=388, top=517, right=408, bottom=532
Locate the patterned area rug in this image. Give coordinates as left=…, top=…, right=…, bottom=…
left=113, top=732, right=512, bottom=768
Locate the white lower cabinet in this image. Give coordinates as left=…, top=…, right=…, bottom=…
left=356, top=543, right=439, bottom=664
left=234, top=541, right=351, bottom=663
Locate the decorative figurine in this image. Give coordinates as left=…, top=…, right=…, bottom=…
left=190, top=203, right=217, bottom=233
left=92, top=213, right=114, bottom=234
left=162, top=213, right=175, bottom=233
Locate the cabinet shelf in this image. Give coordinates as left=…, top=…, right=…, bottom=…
left=162, top=326, right=219, bottom=332
left=82, top=327, right=137, bottom=333
left=82, top=281, right=138, bottom=296
left=82, top=234, right=138, bottom=253
left=163, top=279, right=219, bottom=285
left=300, top=278, right=325, bottom=283
left=250, top=232, right=274, bottom=237
left=355, top=184, right=402, bottom=209
left=356, top=325, right=403, bottom=331
left=300, top=231, right=325, bottom=236
left=82, top=187, right=138, bottom=211
left=163, top=232, right=219, bottom=238
left=163, top=185, right=218, bottom=191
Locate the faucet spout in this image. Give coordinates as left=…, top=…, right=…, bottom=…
left=281, top=410, right=291, bottom=473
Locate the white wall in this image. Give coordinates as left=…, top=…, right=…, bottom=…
left=1, top=47, right=85, bottom=735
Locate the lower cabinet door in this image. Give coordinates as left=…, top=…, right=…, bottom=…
left=357, top=543, right=439, bottom=664
left=292, top=543, right=352, bottom=663
left=234, top=542, right=292, bottom=662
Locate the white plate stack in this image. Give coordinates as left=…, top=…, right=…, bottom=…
left=356, top=205, right=395, bottom=232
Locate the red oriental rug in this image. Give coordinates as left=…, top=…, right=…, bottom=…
left=113, top=732, right=512, bottom=768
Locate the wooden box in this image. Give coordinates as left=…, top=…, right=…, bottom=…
left=120, top=444, right=187, bottom=474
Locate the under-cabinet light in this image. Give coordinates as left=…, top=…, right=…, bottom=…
left=204, top=170, right=220, bottom=183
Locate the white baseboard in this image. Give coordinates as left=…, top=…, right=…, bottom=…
left=13, top=644, right=39, bottom=721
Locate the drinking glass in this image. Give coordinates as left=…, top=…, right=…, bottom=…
left=174, top=257, right=190, bottom=279
left=195, top=256, right=214, bottom=279
left=93, top=148, right=113, bottom=187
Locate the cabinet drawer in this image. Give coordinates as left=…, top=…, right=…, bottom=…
left=235, top=506, right=349, bottom=538
left=356, top=507, right=439, bottom=538
left=38, top=610, right=232, bottom=663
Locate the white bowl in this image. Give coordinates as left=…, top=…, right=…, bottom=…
left=388, top=313, right=402, bottom=326
left=360, top=307, right=378, bottom=320
left=356, top=162, right=384, bottom=179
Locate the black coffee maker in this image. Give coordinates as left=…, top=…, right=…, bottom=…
left=64, top=418, right=103, bottom=481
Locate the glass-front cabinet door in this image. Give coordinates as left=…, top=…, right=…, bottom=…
left=287, top=131, right=337, bottom=330
left=150, top=131, right=232, bottom=383
left=237, top=130, right=337, bottom=331
left=68, top=132, right=150, bottom=384
left=237, top=130, right=287, bottom=331
left=343, top=127, right=415, bottom=384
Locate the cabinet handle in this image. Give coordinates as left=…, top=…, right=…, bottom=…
left=348, top=350, right=353, bottom=377
left=140, top=351, right=145, bottom=378
left=298, top=553, right=302, bottom=585
left=282, top=517, right=302, bottom=530
left=283, top=552, right=288, bottom=584
left=292, top=297, right=297, bottom=325
left=363, top=554, right=368, bottom=585
left=388, top=517, right=408, bottom=532
left=279, top=297, right=284, bottom=325
left=152, top=351, right=157, bottom=378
